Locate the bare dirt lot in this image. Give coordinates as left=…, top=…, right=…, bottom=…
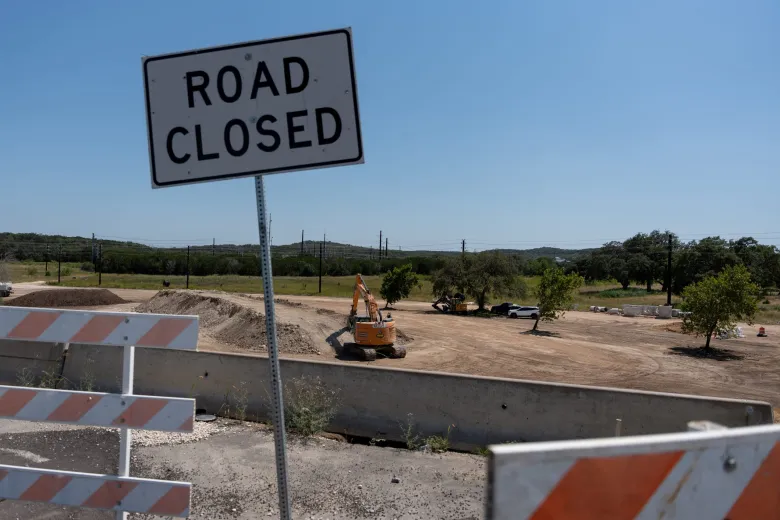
left=7, top=284, right=780, bottom=409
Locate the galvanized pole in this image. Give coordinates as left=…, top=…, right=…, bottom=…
left=116, top=343, right=135, bottom=520
left=254, top=175, right=291, bottom=519
left=666, top=233, right=673, bottom=306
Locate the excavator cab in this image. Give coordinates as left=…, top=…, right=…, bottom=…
left=346, top=274, right=406, bottom=360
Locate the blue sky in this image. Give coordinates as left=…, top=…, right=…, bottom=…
left=1, top=1, right=778, bottom=250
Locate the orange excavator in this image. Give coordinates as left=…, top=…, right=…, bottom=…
left=346, top=274, right=406, bottom=361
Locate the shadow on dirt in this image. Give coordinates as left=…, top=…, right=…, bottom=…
left=326, top=326, right=350, bottom=356
left=326, top=326, right=374, bottom=361
left=521, top=330, right=562, bottom=338
left=668, top=346, right=745, bottom=361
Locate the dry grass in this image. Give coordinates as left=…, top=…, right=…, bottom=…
left=4, top=261, right=81, bottom=282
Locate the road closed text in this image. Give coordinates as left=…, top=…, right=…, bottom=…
left=165, top=57, right=343, bottom=165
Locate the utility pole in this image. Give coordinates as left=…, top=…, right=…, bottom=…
left=379, top=231, right=382, bottom=259
left=91, top=233, right=95, bottom=264
left=98, top=243, right=102, bottom=286
left=45, top=243, right=49, bottom=274
left=666, top=233, right=673, bottom=306
left=301, top=230, right=304, bottom=256
left=318, top=241, right=323, bottom=294
left=57, top=245, right=62, bottom=284
left=186, top=246, right=190, bottom=289
left=462, top=239, right=465, bottom=255
left=212, top=238, right=215, bottom=256
left=385, top=238, right=388, bottom=259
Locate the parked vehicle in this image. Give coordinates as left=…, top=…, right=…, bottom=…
left=490, top=302, right=515, bottom=315
left=0, top=281, right=12, bottom=298
left=508, top=305, right=540, bottom=319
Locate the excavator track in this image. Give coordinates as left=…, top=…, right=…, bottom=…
left=359, top=347, right=377, bottom=361
left=344, top=343, right=405, bottom=361
left=384, top=345, right=406, bottom=358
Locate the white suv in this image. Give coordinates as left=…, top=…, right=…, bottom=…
left=508, top=305, right=539, bottom=319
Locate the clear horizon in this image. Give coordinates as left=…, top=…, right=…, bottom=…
left=2, top=1, right=778, bottom=250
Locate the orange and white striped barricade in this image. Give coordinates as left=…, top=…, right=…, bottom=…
left=487, top=422, right=780, bottom=520
left=0, top=306, right=199, bottom=519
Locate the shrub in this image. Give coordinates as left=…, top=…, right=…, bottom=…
left=426, top=424, right=455, bottom=453
left=285, top=376, right=340, bottom=436
left=399, top=413, right=421, bottom=450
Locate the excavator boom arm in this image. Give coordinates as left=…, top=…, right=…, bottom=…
left=350, top=274, right=382, bottom=322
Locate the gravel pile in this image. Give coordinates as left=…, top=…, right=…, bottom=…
left=8, top=288, right=127, bottom=308
left=132, top=420, right=225, bottom=448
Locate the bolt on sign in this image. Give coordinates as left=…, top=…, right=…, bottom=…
left=143, top=28, right=363, bottom=188
left=486, top=422, right=780, bottom=520
left=0, top=306, right=199, bottom=518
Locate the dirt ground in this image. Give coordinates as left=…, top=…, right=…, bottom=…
left=0, top=418, right=484, bottom=519
left=7, top=283, right=780, bottom=409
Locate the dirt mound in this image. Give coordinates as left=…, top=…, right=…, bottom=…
left=660, top=322, right=693, bottom=335
left=136, top=290, right=317, bottom=355
left=8, top=289, right=127, bottom=308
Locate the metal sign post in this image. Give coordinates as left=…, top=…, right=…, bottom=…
left=142, top=28, right=364, bottom=519
left=254, top=174, right=291, bottom=517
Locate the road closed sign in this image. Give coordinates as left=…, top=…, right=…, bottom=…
left=143, top=29, right=363, bottom=188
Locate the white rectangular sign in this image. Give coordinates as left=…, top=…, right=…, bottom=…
left=143, top=28, right=363, bottom=188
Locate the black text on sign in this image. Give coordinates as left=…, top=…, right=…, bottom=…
left=143, top=29, right=363, bottom=188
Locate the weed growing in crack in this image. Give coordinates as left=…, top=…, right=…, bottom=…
left=78, top=357, right=96, bottom=392
left=16, top=367, right=36, bottom=387
left=284, top=375, right=340, bottom=436
left=426, top=424, right=455, bottom=453
left=39, top=368, right=62, bottom=389
left=231, top=381, right=249, bottom=421
left=399, top=413, right=421, bottom=450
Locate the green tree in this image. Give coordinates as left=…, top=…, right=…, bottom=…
left=380, top=264, right=421, bottom=308
left=729, top=237, right=780, bottom=290
left=623, top=231, right=679, bottom=292
left=680, top=265, right=760, bottom=349
left=532, top=267, right=584, bottom=331
left=672, top=237, right=741, bottom=294
left=431, top=252, right=526, bottom=311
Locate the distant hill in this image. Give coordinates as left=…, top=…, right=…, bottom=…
left=490, top=247, right=595, bottom=261
left=0, top=232, right=593, bottom=261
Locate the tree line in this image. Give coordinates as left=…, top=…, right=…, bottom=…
left=568, top=231, right=780, bottom=293
left=3, top=230, right=778, bottom=294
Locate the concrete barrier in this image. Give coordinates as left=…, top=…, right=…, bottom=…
left=622, top=304, right=641, bottom=317
left=657, top=306, right=673, bottom=319
left=0, top=341, right=66, bottom=385
left=61, top=345, right=772, bottom=450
